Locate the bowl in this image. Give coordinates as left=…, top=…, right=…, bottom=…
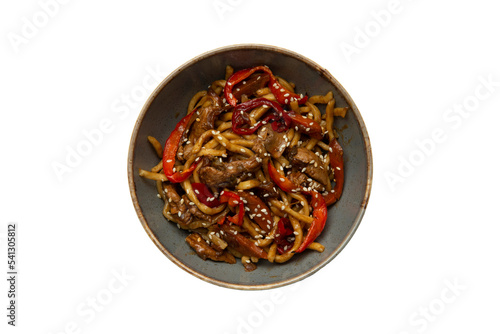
left=127, top=44, right=372, bottom=290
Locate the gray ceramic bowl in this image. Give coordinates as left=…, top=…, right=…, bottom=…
left=128, top=44, right=372, bottom=290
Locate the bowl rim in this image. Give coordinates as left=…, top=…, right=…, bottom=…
left=127, top=43, right=373, bottom=290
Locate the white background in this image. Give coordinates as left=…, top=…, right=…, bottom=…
left=1, top=0, right=499, bottom=333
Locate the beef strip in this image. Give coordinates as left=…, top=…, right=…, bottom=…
left=163, top=184, right=193, bottom=225
left=288, top=171, right=326, bottom=192
left=177, top=90, right=226, bottom=161
left=199, top=154, right=263, bottom=189
left=256, top=123, right=287, bottom=159
left=185, top=233, right=236, bottom=264
left=163, top=184, right=214, bottom=226
left=254, top=180, right=280, bottom=199
left=287, top=146, right=330, bottom=186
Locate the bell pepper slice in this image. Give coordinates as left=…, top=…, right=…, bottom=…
left=288, top=113, right=324, bottom=140
left=295, top=189, right=327, bottom=253
left=231, top=97, right=291, bottom=135
left=267, top=161, right=301, bottom=193
left=237, top=191, right=273, bottom=233
left=224, top=66, right=307, bottom=106
left=275, top=217, right=295, bottom=254
left=267, top=75, right=308, bottom=106
left=162, top=109, right=199, bottom=183
left=191, top=183, right=221, bottom=208
left=267, top=161, right=327, bottom=253
left=219, top=190, right=244, bottom=226
left=324, top=137, right=344, bottom=206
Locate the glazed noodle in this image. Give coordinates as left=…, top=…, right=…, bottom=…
left=139, top=65, right=347, bottom=271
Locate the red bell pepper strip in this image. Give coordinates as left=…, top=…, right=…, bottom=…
left=267, top=161, right=327, bottom=253
left=295, top=189, right=327, bottom=253
left=275, top=217, right=295, bottom=254
left=191, top=183, right=221, bottom=208
left=231, top=97, right=291, bottom=135
left=268, top=75, right=307, bottom=106
left=324, top=137, right=345, bottom=206
left=288, top=113, right=324, bottom=140
left=237, top=191, right=273, bottom=233
left=267, top=161, right=301, bottom=193
left=162, top=109, right=199, bottom=183
left=224, top=66, right=307, bottom=106
left=219, top=190, right=244, bottom=226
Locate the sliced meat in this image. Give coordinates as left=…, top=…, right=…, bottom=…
left=238, top=191, right=273, bottom=233
left=184, top=195, right=213, bottom=222
left=243, top=260, right=257, bottom=272
left=163, top=184, right=193, bottom=225
left=287, top=147, right=330, bottom=186
left=199, top=155, right=263, bottom=189
left=218, top=224, right=268, bottom=259
left=185, top=233, right=236, bottom=264
left=163, top=181, right=215, bottom=225
left=288, top=171, right=326, bottom=192
left=256, top=123, right=287, bottom=159
left=189, top=105, right=224, bottom=142
left=254, top=180, right=280, bottom=199
left=232, top=73, right=270, bottom=101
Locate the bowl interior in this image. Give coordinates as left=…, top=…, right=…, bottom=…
left=128, top=45, right=372, bottom=290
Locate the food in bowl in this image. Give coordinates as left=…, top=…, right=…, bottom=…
left=138, top=64, right=348, bottom=271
